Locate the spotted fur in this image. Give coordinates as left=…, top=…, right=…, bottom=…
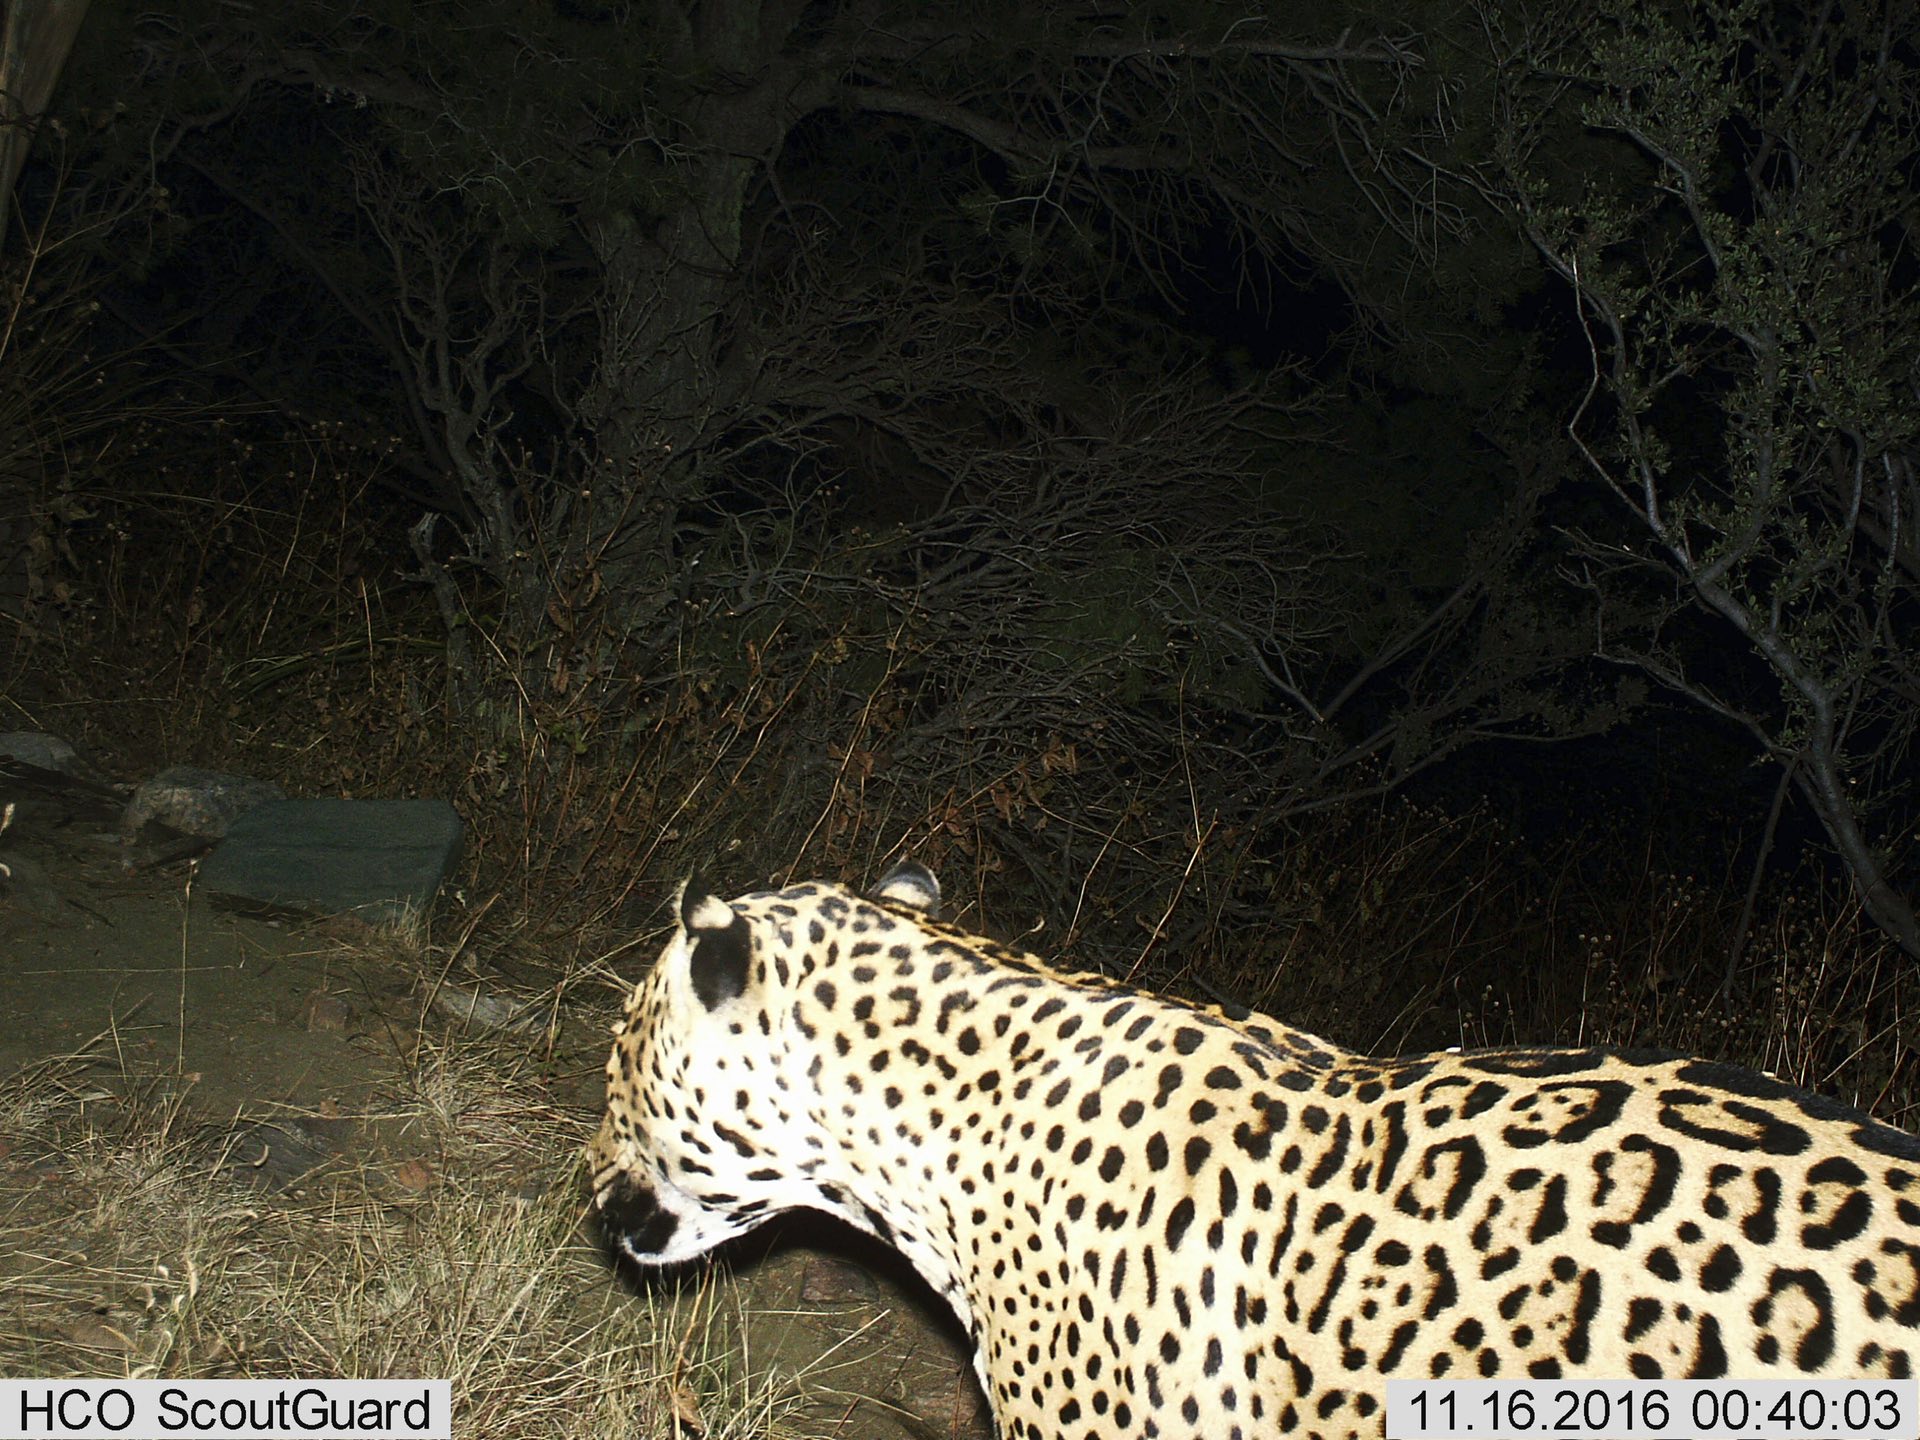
left=589, top=864, right=1920, bottom=1440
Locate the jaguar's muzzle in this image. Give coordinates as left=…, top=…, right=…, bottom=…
left=597, top=1172, right=682, bottom=1261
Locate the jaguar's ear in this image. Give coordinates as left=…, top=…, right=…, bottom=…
left=871, top=862, right=940, bottom=917
left=679, top=882, right=751, bottom=1010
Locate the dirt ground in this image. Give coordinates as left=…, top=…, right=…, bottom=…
left=0, top=777, right=990, bottom=1439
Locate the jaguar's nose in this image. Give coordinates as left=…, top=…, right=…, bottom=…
left=597, top=1171, right=682, bottom=1258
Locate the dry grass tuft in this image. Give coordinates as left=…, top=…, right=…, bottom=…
left=1205, top=799, right=1919, bottom=1131
left=0, top=1038, right=828, bottom=1438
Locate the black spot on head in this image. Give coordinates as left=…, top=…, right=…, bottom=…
left=687, top=910, right=753, bottom=1008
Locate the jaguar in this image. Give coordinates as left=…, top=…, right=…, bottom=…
left=589, top=863, right=1920, bottom=1439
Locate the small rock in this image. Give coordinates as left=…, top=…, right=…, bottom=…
left=57, top=1316, right=137, bottom=1356
left=302, top=990, right=355, bottom=1033
left=510, top=1174, right=550, bottom=1206
left=0, top=750, right=124, bottom=823
left=224, top=1117, right=340, bottom=1190
left=389, top=1158, right=435, bottom=1192
left=121, top=767, right=286, bottom=842
left=430, top=980, right=542, bottom=1034
left=0, top=849, right=64, bottom=918
left=904, top=1367, right=995, bottom=1438
left=799, top=1253, right=880, bottom=1303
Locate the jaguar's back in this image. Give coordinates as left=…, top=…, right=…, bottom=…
left=590, top=864, right=1920, bottom=1439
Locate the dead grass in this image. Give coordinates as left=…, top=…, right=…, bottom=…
left=19, top=437, right=1912, bottom=1135
left=1565, top=868, right=1917, bottom=1123
left=1193, top=798, right=1920, bottom=1131
left=0, top=1036, right=839, bottom=1438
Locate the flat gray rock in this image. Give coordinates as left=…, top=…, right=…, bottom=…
left=0, top=732, right=81, bottom=773
left=197, top=799, right=463, bottom=924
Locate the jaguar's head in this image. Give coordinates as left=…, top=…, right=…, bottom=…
left=587, top=865, right=940, bottom=1266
